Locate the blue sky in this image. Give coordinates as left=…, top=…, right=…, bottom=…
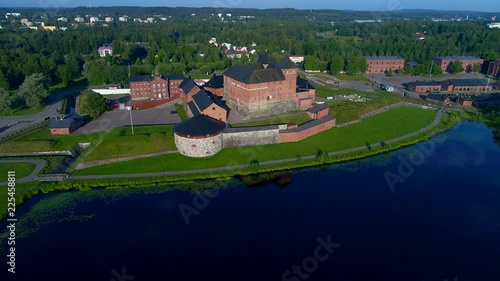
left=1, top=0, right=499, bottom=12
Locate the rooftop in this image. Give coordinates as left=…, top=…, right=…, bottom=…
left=365, top=56, right=404, bottom=61
left=257, top=53, right=277, bottom=65
left=192, top=90, right=215, bottom=111
left=434, top=56, right=483, bottom=61
left=426, top=94, right=449, bottom=101
left=408, top=80, right=443, bottom=86
left=448, top=79, right=489, bottom=86
left=179, top=79, right=199, bottom=96
left=174, top=115, right=226, bottom=137
left=306, top=105, right=328, bottom=114
left=204, top=75, right=224, bottom=89
left=223, top=63, right=285, bottom=84
left=187, top=101, right=200, bottom=116
left=297, top=77, right=316, bottom=90
left=48, top=114, right=83, bottom=129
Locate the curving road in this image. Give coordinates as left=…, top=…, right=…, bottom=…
left=0, top=159, right=46, bottom=186
left=71, top=108, right=446, bottom=180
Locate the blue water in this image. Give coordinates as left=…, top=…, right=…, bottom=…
left=2, top=121, right=500, bottom=281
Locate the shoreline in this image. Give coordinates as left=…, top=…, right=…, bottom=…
left=0, top=109, right=463, bottom=221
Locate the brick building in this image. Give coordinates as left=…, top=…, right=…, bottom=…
left=487, top=59, right=500, bottom=77
left=425, top=94, right=451, bottom=105
left=444, top=79, right=492, bottom=92
left=223, top=54, right=315, bottom=119
left=407, top=81, right=443, bottom=93
left=432, top=56, right=484, bottom=73
left=204, top=75, right=224, bottom=97
left=129, top=69, right=184, bottom=101
left=365, top=56, right=405, bottom=74
left=48, top=114, right=84, bottom=135
left=458, top=98, right=473, bottom=107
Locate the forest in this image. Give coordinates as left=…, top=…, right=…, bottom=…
left=0, top=7, right=499, bottom=91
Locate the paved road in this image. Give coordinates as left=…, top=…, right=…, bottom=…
left=71, top=108, right=446, bottom=180
left=0, top=159, right=46, bottom=186
left=0, top=84, right=87, bottom=138
left=72, top=104, right=180, bottom=135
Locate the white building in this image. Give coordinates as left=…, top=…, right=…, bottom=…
left=57, top=17, right=68, bottom=22
left=89, top=17, right=99, bottom=23
left=119, top=16, right=129, bottom=22
left=98, top=46, right=113, bottom=57
left=74, top=16, right=84, bottom=23
left=5, top=12, right=21, bottom=17
left=105, top=17, right=113, bottom=22
left=145, top=17, right=154, bottom=23
left=488, top=22, right=500, bottom=28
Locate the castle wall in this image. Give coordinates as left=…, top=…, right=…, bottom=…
left=222, top=126, right=280, bottom=148
left=174, top=133, right=223, bottom=158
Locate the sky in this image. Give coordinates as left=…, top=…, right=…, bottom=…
left=1, top=0, right=499, bottom=12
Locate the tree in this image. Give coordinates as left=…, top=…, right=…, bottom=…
left=329, top=55, right=344, bottom=75
left=199, top=65, right=212, bottom=74
left=472, top=63, right=481, bottom=73
left=451, top=60, right=464, bottom=74
left=57, top=65, right=71, bottom=87
left=18, top=73, right=48, bottom=109
left=84, top=93, right=106, bottom=118
left=387, top=68, right=393, bottom=76
left=0, top=71, right=9, bottom=90
left=0, top=88, right=12, bottom=115
left=346, top=55, right=367, bottom=75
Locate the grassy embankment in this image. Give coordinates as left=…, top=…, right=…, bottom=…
left=0, top=163, right=36, bottom=182
left=174, top=103, right=188, bottom=121
left=74, top=106, right=437, bottom=176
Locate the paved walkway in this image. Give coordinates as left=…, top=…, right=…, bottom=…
left=0, top=159, right=46, bottom=186
left=70, top=108, right=446, bottom=180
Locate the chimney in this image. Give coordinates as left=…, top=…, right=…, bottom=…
left=154, top=67, right=159, bottom=76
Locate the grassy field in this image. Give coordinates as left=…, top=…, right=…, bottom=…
left=0, top=163, right=36, bottom=182
left=83, top=125, right=177, bottom=161
left=231, top=112, right=312, bottom=127
left=0, top=126, right=102, bottom=153
left=315, top=87, right=405, bottom=123
left=73, top=106, right=437, bottom=176
left=77, top=91, right=91, bottom=114
left=174, top=103, right=188, bottom=121
left=185, top=72, right=213, bottom=79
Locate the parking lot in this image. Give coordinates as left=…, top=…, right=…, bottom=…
left=73, top=103, right=181, bottom=135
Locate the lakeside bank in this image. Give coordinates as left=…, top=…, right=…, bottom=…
left=0, top=107, right=466, bottom=220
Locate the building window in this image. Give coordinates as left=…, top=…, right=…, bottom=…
left=212, top=107, right=215, bottom=110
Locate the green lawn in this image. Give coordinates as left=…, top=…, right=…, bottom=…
left=0, top=163, right=37, bottom=182
left=0, top=127, right=102, bottom=153
left=231, top=112, right=312, bottom=127
left=73, top=106, right=437, bottom=176
left=333, top=73, right=370, bottom=82
left=83, top=125, right=177, bottom=161
left=174, top=104, right=188, bottom=121
left=77, top=91, right=91, bottom=114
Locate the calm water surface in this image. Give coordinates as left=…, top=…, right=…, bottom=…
left=2, top=121, right=500, bottom=281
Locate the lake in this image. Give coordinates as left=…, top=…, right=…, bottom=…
left=2, top=121, right=500, bottom=281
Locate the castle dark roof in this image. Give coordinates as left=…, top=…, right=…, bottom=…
left=448, top=79, right=489, bottom=87
left=297, top=77, right=316, bottom=90
left=187, top=101, right=200, bottom=116
left=192, top=90, right=215, bottom=111
left=174, top=115, right=226, bottom=137
left=179, top=79, right=198, bottom=96
left=48, top=114, right=83, bottom=129
left=223, top=63, right=285, bottom=84
left=204, top=75, right=224, bottom=89
left=273, top=56, right=296, bottom=69
left=257, top=53, right=277, bottom=65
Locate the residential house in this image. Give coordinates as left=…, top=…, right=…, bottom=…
left=49, top=114, right=84, bottom=135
